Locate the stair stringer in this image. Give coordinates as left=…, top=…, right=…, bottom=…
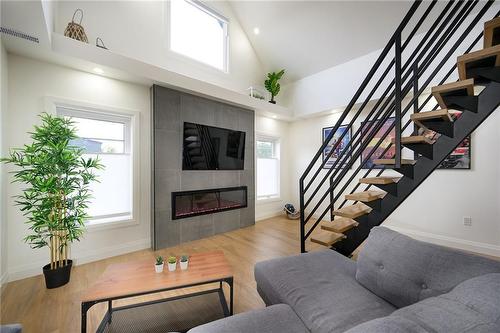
left=333, top=81, right=500, bottom=256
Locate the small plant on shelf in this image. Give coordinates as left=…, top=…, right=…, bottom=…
left=167, top=256, right=177, bottom=272
left=180, top=255, right=189, bottom=270
left=264, top=69, right=285, bottom=104
left=155, top=256, right=164, bottom=273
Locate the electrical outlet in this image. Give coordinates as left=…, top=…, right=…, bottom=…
left=463, top=217, right=472, bottom=227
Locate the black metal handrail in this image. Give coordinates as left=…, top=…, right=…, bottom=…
left=299, top=0, right=497, bottom=253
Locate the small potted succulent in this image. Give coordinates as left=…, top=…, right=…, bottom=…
left=180, top=255, right=189, bottom=270
left=167, top=256, right=177, bottom=272
left=155, top=256, right=164, bottom=273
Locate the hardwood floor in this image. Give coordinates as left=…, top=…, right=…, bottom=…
left=0, top=215, right=322, bottom=333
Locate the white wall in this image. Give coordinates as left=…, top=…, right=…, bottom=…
left=0, top=40, right=8, bottom=288
left=55, top=1, right=264, bottom=93
left=288, top=103, right=500, bottom=256
left=255, top=115, right=291, bottom=220
left=5, top=55, right=151, bottom=281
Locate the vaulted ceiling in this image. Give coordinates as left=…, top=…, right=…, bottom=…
left=229, top=1, right=415, bottom=82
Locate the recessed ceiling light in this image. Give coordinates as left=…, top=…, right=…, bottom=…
left=253, top=27, right=260, bottom=35
left=271, top=115, right=277, bottom=119
left=93, top=67, right=104, bottom=75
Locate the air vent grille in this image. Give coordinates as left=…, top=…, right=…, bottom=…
left=0, top=27, right=39, bottom=43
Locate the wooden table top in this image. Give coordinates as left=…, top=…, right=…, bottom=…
left=82, top=251, right=233, bottom=302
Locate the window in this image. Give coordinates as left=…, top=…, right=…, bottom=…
left=170, top=0, right=229, bottom=71
left=57, top=107, right=134, bottom=225
left=256, top=136, right=280, bottom=200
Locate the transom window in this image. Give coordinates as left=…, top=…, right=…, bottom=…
left=256, top=136, right=280, bottom=200
left=170, top=0, right=229, bottom=71
left=57, top=107, right=133, bottom=224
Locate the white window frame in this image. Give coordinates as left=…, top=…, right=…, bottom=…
left=44, top=97, right=140, bottom=231
left=167, top=0, right=230, bottom=72
left=256, top=134, right=281, bottom=202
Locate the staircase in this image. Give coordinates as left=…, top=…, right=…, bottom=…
left=299, top=0, right=500, bottom=256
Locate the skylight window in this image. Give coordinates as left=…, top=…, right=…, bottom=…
left=170, top=0, right=229, bottom=71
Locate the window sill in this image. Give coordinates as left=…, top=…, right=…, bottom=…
left=257, top=197, right=282, bottom=204
left=86, top=216, right=139, bottom=232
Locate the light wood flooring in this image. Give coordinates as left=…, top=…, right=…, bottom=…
left=0, top=215, right=322, bottom=333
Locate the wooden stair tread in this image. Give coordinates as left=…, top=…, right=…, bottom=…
left=345, top=190, right=386, bottom=202
left=398, top=135, right=434, bottom=145
left=431, top=80, right=474, bottom=109
left=359, top=176, right=400, bottom=185
left=410, top=109, right=452, bottom=122
left=310, top=230, right=346, bottom=247
left=321, top=218, right=359, bottom=233
left=374, top=158, right=416, bottom=165
left=332, top=202, right=371, bottom=219
left=484, top=17, right=500, bottom=48
left=457, top=45, right=500, bottom=81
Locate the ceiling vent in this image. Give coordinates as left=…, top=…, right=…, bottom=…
left=0, top=27, right=39, bottom=43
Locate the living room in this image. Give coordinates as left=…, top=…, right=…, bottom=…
left=1, top=1, right=500, bottom=332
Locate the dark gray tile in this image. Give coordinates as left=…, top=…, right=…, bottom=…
left=213, top=171, right=240, bottom=188
left=240, top=203, right=255, bottom=228
left=199, top=215, right=214, bottom=238
left=180, top=94, right=217, bottom=125
left=155, top=130, right=181, bottom=170
left=237, top=109, right=255, bottom=134
left=215, top=105, right=239, bottom=130
left=155, top=210, right=180, bottom=248
left=214, top=210, right=240, bottom=234
left=180, top=216, right=201, bottom=243
left=154, top=170, right=181, bottom=211
left=180, top=171, right=214, bottom=190
left=154, top=87, right=181, bottom=131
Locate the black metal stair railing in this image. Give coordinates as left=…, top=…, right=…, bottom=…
left=299, top=0, right=498, bottom=253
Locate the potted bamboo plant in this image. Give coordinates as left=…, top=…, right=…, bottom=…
left=1, top=113, right=102, bottom=289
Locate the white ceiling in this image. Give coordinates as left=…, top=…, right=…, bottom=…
left=229, top=1, right=416, bottom=82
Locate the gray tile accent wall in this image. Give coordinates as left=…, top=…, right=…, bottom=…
left=151, top=85, right=255, bottom=249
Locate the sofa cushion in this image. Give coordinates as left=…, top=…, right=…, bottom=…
left=187, top=304, right=309, bottom=333
left=345, top=273, right=500, bottom=333
left=356, top=227, right=500, bottom=308
left=254, top=250, right=396, bottom=333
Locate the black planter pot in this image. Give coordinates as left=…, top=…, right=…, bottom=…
left=42, top=260, right=73, bottom=289
left=269, top=100, right=276, bottom=104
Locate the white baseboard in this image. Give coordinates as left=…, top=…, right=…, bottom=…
left=7, top=238, right=151, bottom=282
left=386, top=225, right=500, bottom=258
left=256, top=210, right=284, bottom=221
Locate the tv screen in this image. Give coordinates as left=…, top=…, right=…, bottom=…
left=182, top=122, right=246, bottom=170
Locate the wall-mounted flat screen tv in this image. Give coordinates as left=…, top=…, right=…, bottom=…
left=182, top=122, right=246, bottom=170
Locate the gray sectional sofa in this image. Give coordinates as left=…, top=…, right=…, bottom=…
left=188, top=227, right=500, bottom=332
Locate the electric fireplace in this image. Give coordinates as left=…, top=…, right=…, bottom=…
left=172, top=186, right=247, bottom=220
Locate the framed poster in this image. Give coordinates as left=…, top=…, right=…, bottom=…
left=360, top=117, right=395, bottom=169
left=322, top=125, right=352, bottom=169
left=417, top=131, right=471, bottom=169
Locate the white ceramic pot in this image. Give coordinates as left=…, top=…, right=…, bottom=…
left=155, top=263, right=164, bottom=273
left=180, top=260, right=189, bottom=270
left=167, top=262, right=177, bottom=272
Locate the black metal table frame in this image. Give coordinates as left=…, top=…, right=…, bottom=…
left=81, top=277, right=234, bottom=333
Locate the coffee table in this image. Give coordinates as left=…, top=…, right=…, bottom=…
left=81, top=251, right=234, bottom=333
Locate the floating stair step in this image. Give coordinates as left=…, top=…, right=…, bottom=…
left=484, top=17, right=500, bottom=48
left=332, top=202, right=371, bottom=219
left=345, top=190, right=386, bottom=202
left=374, top=159, right=416, bottom=165
left=431, top=80, right=475, bottom=110
left=411, top=109, right=453, bottom=125
left=457, top=45, right=500, bottom=82
left=398, top=135, right=434, bottom=145
left=310, top=230, right=346, bottom=247
left=321, top=218, right=359, bottom=233
left=359, top=177, right=400, bottom=185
